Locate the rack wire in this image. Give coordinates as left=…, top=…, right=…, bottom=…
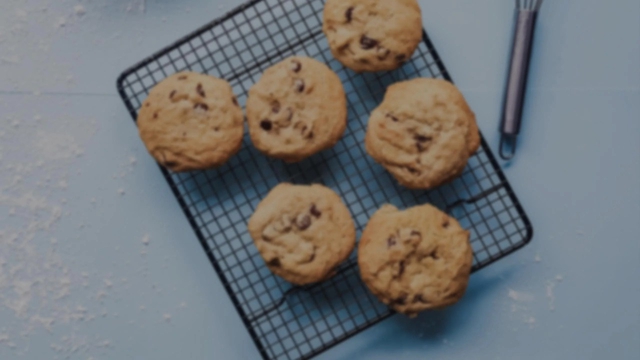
left=116, top=1, right=533, bottom=359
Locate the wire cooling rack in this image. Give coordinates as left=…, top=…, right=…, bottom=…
left=117, top=0, right=533, bottom=359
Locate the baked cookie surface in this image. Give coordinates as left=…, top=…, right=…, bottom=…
left=323, top=0, right=423, bottom=72
left=137, top=72, right=243, bottom=172
left=365, top=78, right=479, bottom=189
left=358, top=204, right=473, bottom=316
left=246, top=57, right=347, bottom=162
left=248, top=184, right=356, bottom=285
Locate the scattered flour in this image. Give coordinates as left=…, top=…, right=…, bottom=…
left=507, top=289, right=536, bottom=328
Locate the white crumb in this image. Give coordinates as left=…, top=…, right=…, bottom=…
left=179, top=302, right=187, bottom=309
left=56, top=17, right=67, bottom=28
left=104, top=279, right=113, bottom=288
left=129, top=156, right=137, bottom=165
left=117, top=188, right=125, bottom=195
left=534, top=253, right=541, bottom=262
left=163, top=314, right=172, bottom=322
left=141, top=234, right=150, bottom=245
left=74, top=5, right=86, bottom=16
left=555, top=274, right=564, bottom=282
left=139, top=306, right=146, bottom=311
left=508, top=289, right=534, bottom=302
left=524, top=316, right=536, bottom=328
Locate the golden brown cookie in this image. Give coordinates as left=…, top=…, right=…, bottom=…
left=323, top=0, right=423, bottom=72
left=358, top=204, right=473, bottom=317
left=246, top=57, right=347, bottom=162
left=137, top=72, right=243, bottom=172
left=365, top=78, right=479, bottom=189
left=248, top=184, right=356, bottom=285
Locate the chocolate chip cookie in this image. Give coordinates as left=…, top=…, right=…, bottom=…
left=323, top=0, right=423, bottom=72
left=248, top=184, right=356, bottom=285
left=358, top=204, right=473, bottom=317
left=246, top=56, right=348, bottom=162
left=137, top=72, right=243, bottom=172
left=365, top=78, right=481, bottom=189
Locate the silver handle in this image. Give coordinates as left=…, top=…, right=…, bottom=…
left=500, top=8, right=539, bottom=160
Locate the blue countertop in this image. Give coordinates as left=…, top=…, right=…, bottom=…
left=0, top=0, right=638, bottom=359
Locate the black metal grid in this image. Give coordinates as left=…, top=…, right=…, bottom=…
left=116, top=1, right=533, bottom=359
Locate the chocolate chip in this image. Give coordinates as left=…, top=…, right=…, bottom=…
left=290, top=60, right=302, bottom=73
left=260, top=120, right=272, bottom=131
left=345, top=7, right=354, bottom=22
left=268, top=258, right=281, bottom=267
left=153, top=112, right=158, bottom=119
left=398, top=260, right=405, bottom=276
left=214, top=127, right=220, bottom=131
left=360, top=35, right=378, bottom=50
left=414, top=134, right=432, bottom=143
left=182, top=132, right=187, bottom=137
left=406, top=166, right=419, bottom=175
left=414, top=294, right=426, bottom=303
left=309, top=252, right=316, bottom=262
left=442, top=219, right=450, bottom=228
left=310, top=204, right=322, bottom=218
left=286, top=108, right=294, bottom=121
left=306, top=131, right=314, bottom=139
left=394, top=294, right=407, bottom=305
left=395, top=54, right=407, bottom=63
left=178, top=75, right=188, bottom=80
left=164, top=160, right=178, bottom=168
left=386, top=113, right=399, bottom=122
left=387, top=236, right=397, bottom=248
left=376, top=47, right=390, bottom=60
left=294, top=79, right=305, bottom=93
left=194, top=103, right=209, bottom=111
left=145, top=103, right=151, bottom=107
left=296, top=214, right=311, bottom=230
left=232, top=97, right=239, bottom=107
left=196, top=83, right=206, bottom=97
left=272, top=101, right=281, bottom=114
left=428, top=249, right=440, bottom=260
left=169, top=90, right=176, bottom=99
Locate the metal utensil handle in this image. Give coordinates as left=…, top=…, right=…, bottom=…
left=500, top=8, right=539, bottom=159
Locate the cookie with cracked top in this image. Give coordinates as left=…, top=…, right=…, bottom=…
left=137, top=72, right=243, bottom=172
left=248, top=183, right=356, bottom=285
left=365, top=78, right=480, bottom=189
left=358, top=204, right=473, bottom=317
left=323, top=0, right=423, bottom=72
left=246, top=56, right=347, bottom=162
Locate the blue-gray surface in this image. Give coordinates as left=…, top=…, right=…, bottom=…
left=0, top=0, right=638, bottom=359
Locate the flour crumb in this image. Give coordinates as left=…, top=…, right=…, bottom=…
left=524, top=316, right=536, bottom=328
left=56, top=17, right=67, bottom=28
left=179, top=302, right=187, bottom=309
left=74, top=5, right=86, bottom=16
left=139, top=306, right=146, bottom=311
left=555, top=274, right=563, bottom=282
left=534, top=253, right=541, bottom=262
left=163, top=314, right=172, bottom=322
left=508, top=289, right=534, bottom=303
left=117, top=188, right=125, bottom=196
left=129, top=156, right=137, bottom=165
left=104, top=279, right=113, bottom=288
left=141, top=234, right=150, bottom=246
